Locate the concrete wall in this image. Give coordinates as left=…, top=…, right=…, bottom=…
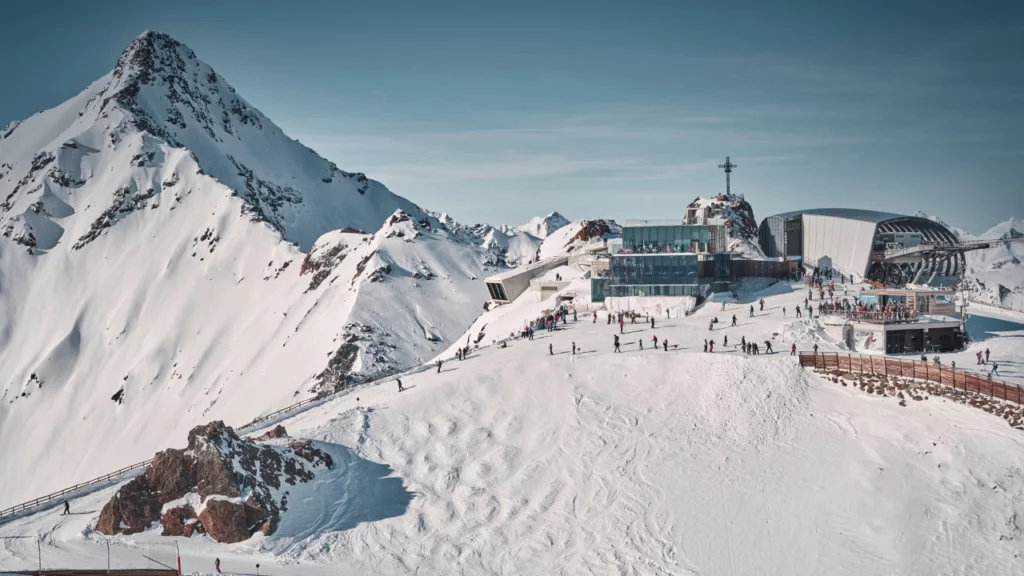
left=802, top=214, right=877, bottom=279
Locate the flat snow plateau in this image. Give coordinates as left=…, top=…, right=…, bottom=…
left=2, top=281, right=1023, bottom=575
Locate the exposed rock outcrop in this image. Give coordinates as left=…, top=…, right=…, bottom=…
left=198, top=500, right=249, bottom=543
left=96, top=477, right=162, bottom=535
left=161, top=504, right=198, bottom=537
left=96, top=420, right=333, bottom=541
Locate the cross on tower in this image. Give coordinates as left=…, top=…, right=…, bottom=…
left=718, top=156, right=737, bottom=196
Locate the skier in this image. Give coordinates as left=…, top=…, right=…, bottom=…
left=215, top=559, right=221, bottom=574
left=796, top=307, right=802, bottom=318
left=666, top=309, right=670, bottom=319
left=573, top=310, right=577, bottom=322
left=732, top=315, right=737, bottom=327
left=977, top=351, right=984, bottom=365
left=992, top=362, right=1000, bottom=377
left=782, top=307, right=786, bottom=317
left=652, top=335, right=658, bottom=348
left=813, top=343, right=819, bottom=354
left=620, top=319, right=625, bottom=334
left=396, top=379, right=404, bottom=392
left=549, top=343, right=554, bottom=355
left=741, top=335, right=746, bottom=349
left=572, top=342, right=577, bottom=355
left=593, top=312, right=597, bottom=323
left=724, top=335, right=728, bottom=347
left=703, top=339, right=708, bottom=353
left=62, top=500, right=70, bottom=515
left=791, top=343, right=797, bottom=356
left=759, top=299, right=764, bottom=311
left=639, top=339, right=643, bottom=350
left=650, top=317, right=655, bottom=329
left=749, top=305, right=754, bottom=318
left=614, top=335, right=621, bottom=353
left=709, top=340, right=714, bottom=353
left=985, top=348, right=991, bottom=363
left=436, top=359, right=442, bottom=373
left=764, top=341, right=772, bottom=355
left=663, top=339, right=668, bottom=352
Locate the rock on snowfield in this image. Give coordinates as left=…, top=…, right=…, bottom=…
left=96, top=421, right=332, bottom=542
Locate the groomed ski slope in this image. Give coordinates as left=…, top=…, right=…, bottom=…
left=2, top=280, right=1023, bottom=575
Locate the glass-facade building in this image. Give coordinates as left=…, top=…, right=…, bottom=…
left=619, top=224, right=727, bottom=254
left=594, top=222, right=733, bottom=302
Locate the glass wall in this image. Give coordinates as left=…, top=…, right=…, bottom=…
left=609, top=255, right=699, bottom=285
left=590, top=278, right=608, bottom=302
left=608, top=284, right=709, bottom=298
left=620, top=225, right=725, bottom=254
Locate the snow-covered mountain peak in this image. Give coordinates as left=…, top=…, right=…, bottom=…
left=0, top=30, right=420, bottom=253
left=518, top=211, right=570, bottom=239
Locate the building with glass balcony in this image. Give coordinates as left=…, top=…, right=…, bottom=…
left=591, top=221, right=734, bottom=302
left=619, top=220, right=728, bottom=255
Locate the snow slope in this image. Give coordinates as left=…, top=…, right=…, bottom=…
left=0, top=32, right=495, bottom=508
left=3, top=279, right=1023, bottom=575
left=962, top=218, right=1024, bottom=310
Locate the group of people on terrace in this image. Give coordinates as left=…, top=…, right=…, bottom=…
left=617, top=241, right=701, bottom=255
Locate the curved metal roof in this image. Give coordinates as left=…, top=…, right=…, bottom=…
left=767, top=208, right=907, bottom=223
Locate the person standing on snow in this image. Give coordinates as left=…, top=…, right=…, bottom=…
left=650, top=317, right=655, bottom=329
left=759, top=299, right=764, bottom=311
left=813, top=343, right=819, bottom=354
left=724, top=335, right=728, bottom=347
left=791, top=343, right=797, bottom=356
left=215, top=558, right=221, bottom=574
left=663, top=339, right=668, bottom=352
left=436, top=360, right=443, bottom=373
left=572, top=342, right=577, bottom=355
left=593, top=312, right=597, bottom=323
left=709, top=340, right=714, bottom=353
left=549, top=343, right=554, bottom=355
left=652, top=335, right=658, bottom=348
left=62, top=500, right=70, bottom=515
left=992, top=362, right=1000, bottom=377
left=703, top=340, right=708, bottom=353
left=985, top=348, right=990, bottom=363
left=782, top=307, right=786, bottom=317
left=613, top=335, right=621, bottom=353
left=397, top=379, right=404, bottom=392
left=749, top=305, right=754, bottom=318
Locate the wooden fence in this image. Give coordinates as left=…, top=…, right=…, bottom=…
left=798, top=352, right=1022, bottom=405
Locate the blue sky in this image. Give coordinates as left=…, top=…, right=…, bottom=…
left=1, top=1, right=1022, bottom=233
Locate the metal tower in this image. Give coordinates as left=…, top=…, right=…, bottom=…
left=718, top=156, right=737, bottom=196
